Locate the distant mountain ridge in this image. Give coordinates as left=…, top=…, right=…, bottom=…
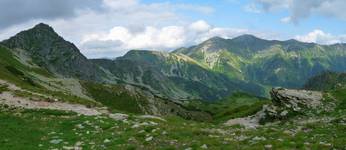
left=93, top=50, right=265, bottom=100
left=174, top=35, right=346, bottom=88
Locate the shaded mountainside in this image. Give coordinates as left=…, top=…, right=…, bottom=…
left=92, top=50, right=266, bottom=100
left=174, top=35, right=346, bottom=88
left=1, top=23, right=109, bottom=82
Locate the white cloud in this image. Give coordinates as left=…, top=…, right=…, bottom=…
left=295, top=30, right=346, bottom=44
left=102, top=0, right=138, bottom=9
left=174, top=4, right=214, bottom=14
left=80, top=20, right=273, bottom=58
left=189, top=20, right=211, bottom=32
left=280, top=17, right=291, bottom=23
left=80, top=25, right=187, bottom=57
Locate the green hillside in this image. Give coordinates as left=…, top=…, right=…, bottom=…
left=174, top=36, right=346, bottom=88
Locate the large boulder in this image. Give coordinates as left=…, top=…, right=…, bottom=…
left=270, top=88, right=323, bottom=111
left=225, top=88, right=324, bottom=127
left=260, top=88, right=323, bottom=123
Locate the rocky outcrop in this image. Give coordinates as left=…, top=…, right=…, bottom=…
left=260, top=88, right=323, bottom=123
left=270, top=88, right=323, bottom=111
left=225, top=88, right=323, bottom=127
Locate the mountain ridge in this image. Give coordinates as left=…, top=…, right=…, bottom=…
left=0, top=23, right=266, bottom=101
left=173, top=35, right=346, bottom=88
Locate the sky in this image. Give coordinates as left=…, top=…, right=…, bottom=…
left=1, top=0, right=346, bottom=58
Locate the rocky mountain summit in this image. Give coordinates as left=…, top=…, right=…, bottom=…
left=1, top=23, right=108, bottom=82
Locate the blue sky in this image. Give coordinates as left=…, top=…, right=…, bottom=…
left=143, top=0, right=346, bottom=37
left=1, top=0, right=346, bottom=58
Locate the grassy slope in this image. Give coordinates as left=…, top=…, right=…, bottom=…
left=304, top=71, right=346, bottom=91
left=0, top=45, right=99, bottom=106
left=0, top=104, right=345, bottom=150
left=185, top=93, right=269, bottom=123
left=0, top=45, right=43, bottom=90
left=81, top=81, right=143, bottom=114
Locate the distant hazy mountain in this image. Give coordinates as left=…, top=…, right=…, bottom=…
left=174, top=35, right=346, bottom=88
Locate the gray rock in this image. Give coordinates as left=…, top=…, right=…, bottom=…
left=270, top=88, right=322, bottom=111
left=109, top=113, right=129, bottom=121
left=145, top=136, right=153, bottom=142
left=201, top=144, right=208, bottom=149
left=260, top=88, right=323, bottom=123
left=50, top=139, right=63, bottom=144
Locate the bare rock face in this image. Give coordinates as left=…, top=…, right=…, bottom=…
left=260, top=88, right=323, bottom=123
left=225, top=88, right=323, bottom=127
left=270, top=88, right=323, bottom=111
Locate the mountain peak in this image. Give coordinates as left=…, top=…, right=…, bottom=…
left=34, top=23, right=53, bottom=29
left=232, top=34, right=261, bottom=42
left=1, top=23, right=63, bottom=51
left=1, top=23, right=107, bottom=81
left=204, top=36, right=228, bottom=44
left=208, top=36, right=225, bottom=41
left=29, top=23, right=57, bottom=35
left=123, top=50, right=170, bottom=59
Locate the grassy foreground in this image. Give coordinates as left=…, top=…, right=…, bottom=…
left=0, top=103, right=345, bottom=150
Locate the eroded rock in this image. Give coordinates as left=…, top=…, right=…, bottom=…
left=260, top=88, right=323, bottom=123
left=270, top=88, right=322, bottom=111
left=225, top=88, right=324, bottom=127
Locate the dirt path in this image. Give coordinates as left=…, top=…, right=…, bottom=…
left=224, top=109, right=266, bottom=128
left=224, top=116, right=260, bottom=128
left=0, top=92, right=102, bottom=116
left=0, top=79, right=103, bottom=116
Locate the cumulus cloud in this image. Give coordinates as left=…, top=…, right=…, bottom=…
left=189, top=20, right=211, bottom=33
left=80, top=20, right=268, bottom=58
left=253, top=0, right=346, bottom=24
left=295, top=30, right=346, bottom=44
